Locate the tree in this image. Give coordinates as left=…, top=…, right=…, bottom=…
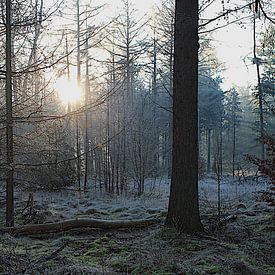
left=224, top=88, right=242, bottom=177
left=257, top=24, right=274, bottom=135
left=156, top=0, right=175, bottom=177
left=253, top=13, right=265, bottom=160
left=5, top=0, right=14, bottom=227
left=166, top=0, right=203, bottom=232
left=102, top=0, right=148, bottom=194
left=198, top=74, right=224, bottom=174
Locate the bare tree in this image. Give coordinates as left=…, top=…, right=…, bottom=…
left=5, top=0, right=14, bottom=227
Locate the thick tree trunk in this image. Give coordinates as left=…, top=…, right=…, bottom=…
left=166, top=0, right=203, bottom=233
left=0, top=218, right=162, bottom=235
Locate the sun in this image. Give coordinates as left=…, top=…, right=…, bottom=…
left=55, top=77, right=82, bottom=104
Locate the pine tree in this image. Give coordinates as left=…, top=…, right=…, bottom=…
left=166, top=0, right=203, bottom=233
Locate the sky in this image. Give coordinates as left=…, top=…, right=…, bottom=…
left=213, top=21, right=255, bottom=90
left=49, top=0, right=265, bottom=92
left=198, top=0, right=259, bottom=91
left=101, top=0, right=259, bottom=91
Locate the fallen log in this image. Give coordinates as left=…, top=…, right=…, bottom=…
left=0, top=218, right=162, bottom=235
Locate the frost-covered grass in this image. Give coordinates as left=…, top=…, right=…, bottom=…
left=199, top=175, right=270, bottom=205
left=0, top=208, right=273, bottom=274
left=0, top=175, right=271, bottom=225
left=0, top=175, right=273, bottom=274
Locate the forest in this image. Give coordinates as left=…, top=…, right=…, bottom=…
left=0, top=0, right=274, bottom=274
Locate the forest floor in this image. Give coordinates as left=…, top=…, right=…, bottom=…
left=0, top=176, right=274, bottom=274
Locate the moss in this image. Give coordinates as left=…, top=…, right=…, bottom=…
left=131, top=266, right=174, bottom=275
left=155, top=228, right=205, bottom=252
left=70, top=236, right=129, bottom=267
left=110, top=256, right=130, bottom=272
left=194, top=256, right=224, bottom=274
left=266, top=266, right=275, bottom=275
left=130, top=259, right=179, bottom=275
left=205, top=265, right=223, bottom=274
left=156, top=228, right=178, bottom=240
left=256, top=223, right=272, bottom=232
left=195, top=263, right=223, bottom=274
left=70, top=254, right=99, bottom=267
left=175, top=239, right=205, bottom=252
left=20, top=240, right=51, bottom=258
left=160, top=211, right=168, bottom=218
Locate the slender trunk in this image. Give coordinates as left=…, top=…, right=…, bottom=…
left=121, top=0, right=131, bottom=193
left=232, top=113, right=236, bottom=177
left=65, top=32, right=71, bottom=113
left=106, top=94, right=111, bottom=192
left=84, top=32, right=89, bottom=191
left=21, top=0, right=43, bottom=101
left=217, top=153, right=221, bottom=224
left=220, top=119, right=223, bottom=177
left=65, top=33, right=70, bottom=81
left=152, top=30, right=158, bottom=175
left=33, top=0, right=43, bottom=101
left=76, top=117, right=81, bottom=190
left=167, top=33, right=173, bottom=178
left=253, top=15, right=265, bottom=159
left=76, top=0, right=81, bottom=189
left=110, top=38, right=118, bottom=194
left=76, top=0, right=81, bottom=83
left=5, top=0, right=14, bottom=227
left=207, top=128, right=211, bottom=174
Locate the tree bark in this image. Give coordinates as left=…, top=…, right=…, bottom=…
left=0, top=218, right=162, bottom=235
left=166, top=0, right=203, bottom=233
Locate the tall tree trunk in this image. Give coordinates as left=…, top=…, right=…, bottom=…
left=232, top=113, right=236, bottom=177
left=76, top=117, right=81, bottom=191
left=167, top=32, right=173, bottom=178
left=219, top=118, right=223, bottom=177
left=253, top=15, right=265, bottom=159
left=5, top=0, right=14, bottom=227
left=84, top=30, right=89, bottom=191
left=76, top=0, right=81, bottom=190
left=166, top=0, right=203, bottom=233
left=152, top=29, right=159, bottom=175
left=65, top=32, right=71, bottom=112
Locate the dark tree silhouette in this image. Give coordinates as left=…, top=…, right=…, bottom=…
left=166, top=0, right=203, bottom=232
